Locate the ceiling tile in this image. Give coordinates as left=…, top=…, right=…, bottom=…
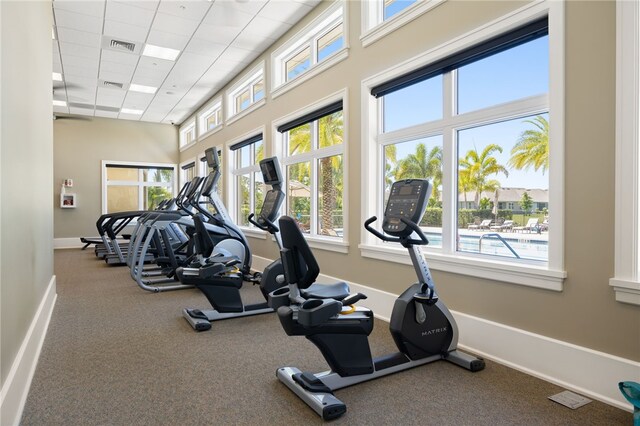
left=97, top=87, right=126, bottom=107
left=192, top=23, right=240, bottom=46
left=53, top=1, right=105, bottom=18
left=100, top=49, right=139, bottom=66
left=57, top=27, right=102, bottom=48
left=53, top=105, right=70, bottom=114
left=105, top=1, right=155, bottom=28
left=104, top=20, right=149, bottom=43
left=64, top=75, right=98, bottom=88
left=118, top=113, right=142, bottom=121
left=157, top=1, right=211, bottom=21
left=138, top=55, right=175, bottom=72
left=113, top=1, right=159, bottom=12
left=146, top=29, right=190, bottom=51
left=69, top=107, right=96, bottom=116
left=184, top=38, right=226, bottom=60
left=141, top=110, right=167, bottom=122
left=249, top=16, right=291, bottom=37
left=94, top=110, right=119, bottom=119
left=123, top=91, right=154, bottom=108
left=258, top=1, right=312, bottom=25
left=100, top=60, right=137, bottom=76
left=53, top=62, right=63, bottom=73
left=151, top=12, right=200, bottom=37
left=226, top=0, right=268, bottom=16
left=64, top=64, right=100, bottom=79
left=130, top=72, right=165, bottom=88
left=217, top=46, right=254, bottom=65
left=54, top=9, right=104, bottom=34
left=204, top=3, right=254, bottom=28
left=98, top=69, right=132, bottom=85
left=232, top=32, right=276, bottom=53
left=59, top=42, right=101, bottom=61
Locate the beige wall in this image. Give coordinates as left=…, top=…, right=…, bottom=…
left=1, top=0, right=54, bottom=389
left=180, top=0, right=640, bottom=362
left=53, top=117, right=179, bottom=238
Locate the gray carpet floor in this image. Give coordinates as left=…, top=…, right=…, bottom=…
left=21, top=249, right=629, bottom=425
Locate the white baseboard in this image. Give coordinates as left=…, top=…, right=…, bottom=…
left=0, top=275, right=57, bottom=426
left=252, top=254, right=638, bottom=412
left=54, top=237, right=85, bottom=249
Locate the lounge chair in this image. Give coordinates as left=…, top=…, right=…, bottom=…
left=514, top=218, right=539, bottom=233
left=495, top=220, right=514, bottom=232
left=468, top=219, right=491, bottom=230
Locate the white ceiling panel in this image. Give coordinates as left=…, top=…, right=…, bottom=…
left=94, top=110, right=120, bottom=119
left=100, top=49, right=139, bottom=66
left=69, top=107, right=96, bottom=116
left=118, top=113, right=143, bottom=121
left=105, top=1, right=155, bottom=28
left=258, top=1, right=313, bottom=25
left=184, top=38, right=226, bottom=60
left=101, top=59, right=137, bottom=76
left=151, top=12, right=200, bottom=37
left=53, top=105, right=70, bottom=114
left=54, top=9, right=104, bottom=34
left=192, top=23, right=240, bottom=46
left=104, top=19, right=149, bottom=43
left=204, top=3, right=254, bottom=28
left=112, top=1, right=159, bottom=12
left=98, top=69, right=133, bottom=85
left=57, top=27, right=102, bottom=48
left=59, top=42, right=101, bottom=60
left=146, top=29, right=190, bottom=51
left=53, top=0, right=322, bottom=124
left=157, top=1, right=211, bottom=21
left=53, top=1, right=105, bottom=19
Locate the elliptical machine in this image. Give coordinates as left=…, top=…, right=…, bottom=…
left=270, top=179, right=485, bottom=420
left=178, top=156, right=287, bottom=331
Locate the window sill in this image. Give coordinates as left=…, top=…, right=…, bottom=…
left=179, top=140, right=197, bottom=152
left=271, top=49, right=349, bottom=100
left=609, top=278, right=640, bottom=306
left=239, top=227, right=267, bottom=240
left=226, top=98, right=266, bottom=126
left=360, top=0, right=445, bottom=48
left=305, top=236, right=349, bottom=254
left=198, top=124, right=223, bottom=142
left=359, top=243, right=566, bottom=291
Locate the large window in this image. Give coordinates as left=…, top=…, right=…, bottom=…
left=226, top=63, right=265, bottom=122
left=272, top=3, right=347, bottom=95
left=180, top=160, right=196, bottom=187
left=610, top=0, right=640, bottom=305
left=277, top=98, right=345, bottom=242
left=362, top=2, right=565, bottom=289
left=361, top=0, right=443, bottom=47
left=179, top=119, right=196, bottom=150
left=229, top=134, right=264, bottom=227
left=102, top=162, right=176, bottom=213
left=198, top=98, right=223, bottom=136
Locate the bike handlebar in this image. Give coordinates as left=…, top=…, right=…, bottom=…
left=364, top=216, right=429, bottom=246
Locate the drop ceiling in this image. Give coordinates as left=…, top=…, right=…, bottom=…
left=52, top=0, right=320, bottom=124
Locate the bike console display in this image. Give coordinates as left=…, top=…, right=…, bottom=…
left=382, top=179, right=431, bottom=237
left=259, top=189, right=284, bottom=224
left=260, top=157, right=283, bottom=187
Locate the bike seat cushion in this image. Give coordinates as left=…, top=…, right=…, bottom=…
left=302, top=282, right=350, bottom=300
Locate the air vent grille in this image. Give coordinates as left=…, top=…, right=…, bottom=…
left=109, top=39, right=135, bottom=52
left=103, top=81, right=123, bottom=89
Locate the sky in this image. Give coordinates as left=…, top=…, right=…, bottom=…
left=383, top=35, right=550, bottom=190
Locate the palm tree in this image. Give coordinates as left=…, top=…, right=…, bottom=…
left=394, top=144, right=443, bottom=201
left=459, top=144, right=509, bottom=207
left=318, top=112, right=343, bottom=234
left=508, top=115, right=549, bottom=173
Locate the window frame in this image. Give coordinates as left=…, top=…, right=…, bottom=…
left=198, top=97, right=223, bottom=140
left=271, top=2, right=349, bottom=99
left=179, top=157, right=197, bottom=188
left=101, top=160, right=177, bottom=214
left=225, top=127, right=268, bottom=239
left=273, top=89, right=349, bottom=253
left=179, top=119, right=196, bottom=152
left=226, top=62, right=266, bottom=125
left=360, top=1, right=565, bottom=290
left=610, top=0, right=640, bottom=305
left=360, top=0, right=445, bottom=48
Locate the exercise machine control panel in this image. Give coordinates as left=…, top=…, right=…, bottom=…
left=259, top=189, right=284, bottom=224
left=382, top=179, right=431, bottom=237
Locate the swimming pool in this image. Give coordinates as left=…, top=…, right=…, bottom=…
left=424, top=232, right=548, bottom=262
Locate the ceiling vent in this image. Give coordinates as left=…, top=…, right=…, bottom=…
left=102, top=80, right=124, bottom=89
left=110, top=39, right=135, bottom=53
left=101, top=35, right=142, bottom=54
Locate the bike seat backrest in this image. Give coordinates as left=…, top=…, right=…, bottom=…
left=279, top=216, right=319, bottom=289
left=192, top=215, right=215, bottom=258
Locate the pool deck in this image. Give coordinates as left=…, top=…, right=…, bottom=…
left=424, top=227, right=549, bottom=243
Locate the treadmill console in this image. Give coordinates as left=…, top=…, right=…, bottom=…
left=382, top=179, right=432, bottom=237
left=259, top=189, right=285, bottom=224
